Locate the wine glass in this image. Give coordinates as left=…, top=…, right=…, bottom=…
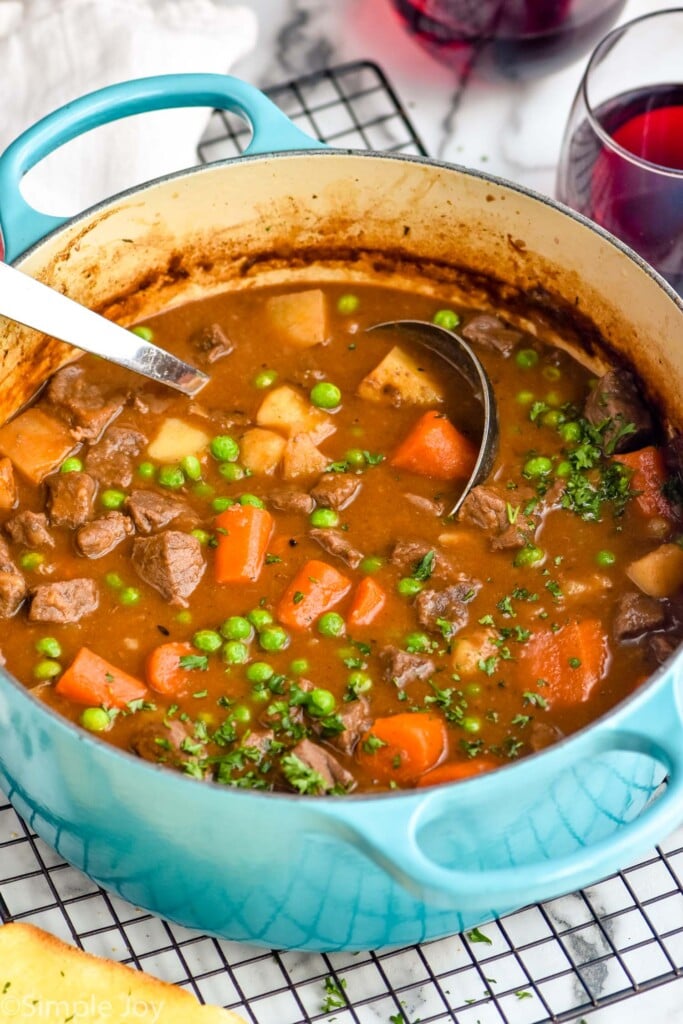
left=388, top=0, right=627, bottom=83
left=556, top=8, right=683, bottom=295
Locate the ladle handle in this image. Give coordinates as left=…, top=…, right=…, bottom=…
left=0, top=73, right=325, bottom=262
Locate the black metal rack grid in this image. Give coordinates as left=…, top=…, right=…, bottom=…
left=2, top=61, right=682, bottom=1024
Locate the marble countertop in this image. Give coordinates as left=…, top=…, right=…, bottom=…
left=224, top=2, right=682, bottom=1022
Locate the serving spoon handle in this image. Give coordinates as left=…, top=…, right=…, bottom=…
left=0, top=261, right=208, bottom=397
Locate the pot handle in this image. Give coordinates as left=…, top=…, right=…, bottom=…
left=0, top=72, right=325, bottom=262
left=332, top=683, right=683, bottom=911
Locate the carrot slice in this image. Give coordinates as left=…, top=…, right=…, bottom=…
left=521, top=619, right=609, bottom=706
left=145, top=641, right=198, bottom=697
left=348, top=576, right=387, bottom=629
left=417, top=758, right=498, bottom=788
left=276, top=558, right=351, bottom=630
left=615, top=446, right=674, bottom=519
left=55, top=647, right=147, bottom=708
left=214, top=504, right=274, bottom=583
left=391, top=409, right=477, bottom=480
left=357, top=713, right=447, bottom=785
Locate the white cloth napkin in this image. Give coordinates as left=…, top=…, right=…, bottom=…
left=0, top=0, right=258, bottom=216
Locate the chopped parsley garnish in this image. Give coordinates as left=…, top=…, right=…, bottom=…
left=467, top=926, right=493, bottom=945
left=412, top=550, right=435, bottom=581
left=178, top=654, right=209, bottom=672
left=321, top=976, right=347, bottom=1013
left=523, top=691, right=549, bottom=710
left=281, top=753, right=328, bottom=795
left=362, top=734, right=387, bottom=754
left=265, top=553, right=282, bottom=564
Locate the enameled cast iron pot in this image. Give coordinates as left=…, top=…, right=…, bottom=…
left=0, top=75, right=682, bottom=952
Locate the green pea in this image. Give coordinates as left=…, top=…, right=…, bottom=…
left=130, top=324, right=154, bottom=341
left=397, top=577, right=423, bottom=597
left=310, top=508, right=339, bottom=528
left=119, top=587, right=141, bottom=606
left=35, top=636, right=62, bottom=659
left=596, top=550, right=616, bottom=567
left=80, top=707, right=112, bottom=732
left=542, top=365, right=562, bottom=381
left=545, top=390, right=562, bottom=407
left=317, top=612, right=345, bottom=638
left=515, top=348, right=539, bottom=370
left=289, top=657, right=309, bottom=675
left=248, top=608, right=274, bottom=631
left=541, top=410, right=564, bottom=429
left=193, top=482, right=214, bottom=499
left=210, top=435, right=240, bottom=462
left=219, top=462, right=245, bottom=482
left=190, top=529, right=211, bottom=546
left=462, top=715, right=482, bottom=734
left=192, top=629, right=223, bottom=653
left=253, top=369, right=278, bottom=389
left=105, top=572, right=124, bottom=590
left=432, top=309, right=460, bottom=330
left=556, top=460, right=573, bottom=478
left=310, top=382, right=342, bottom=409
left=137, top=461, right=155, bottom=479
left=157, top=465, right=185, bottom=489
left=239, top=494, right=264, bottom=508
left=337, top=293, right=359, bottom=315
left=175, top=610, right=192, bottom=625
left=523, top=456, right=553, bottom=478
left=246, top=661, right=274, bottom=683
left=212, top=496, right=235, bottom=513
left=514, top=546, right=545, bottom=568
left=516, top=390, right=535, bottom=406
left=560, top=421, right=582, bottom=443
left=307, top=688, right=336, bottom=716
left=220, top=616, right=253, bottom=641
left=345, top=448, right=366, bottom=468
left=33, top=658, right=61, bottom=680
left=101, top=488, right=127, bottom=510
left=360, top=555, right=383, bottom=575
left=60, top=457, right=83, bottom=474
left=223, top=640, right=250, bottom=664
left=20, top=552, right=44, bottom=571
left=404, top=632, right=431, bottom=653
left=347, top=670, right=372, bottom=694
left=465, top=682, right=482, bottom=697
left=232, top=704, right=251, bottom=724
left=259, top=626, right=289, bottom=651
left=181, top=455, right=202, bottom=481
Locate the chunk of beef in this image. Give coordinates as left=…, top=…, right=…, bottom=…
left=45, top=364, right=124, bottom=441
left=190, top=322, right=234, bottom=365
left=46, top=472, right=97, bottom=528
left=287, top=738, right=355, bottom=793
left=613, top=591, right=667, bottom=641
left=133, top=392, right=173, bottom=416
left=389, top=537, right=462, bottom=580
left=405, top=493, right=446, bottom=517
left=0, top=539, right=27, bottom=617
left=4, top=511, right=54, bottom=548
left=529, top=721, right=564, bottom=752
left=242, top=728, right=276, bottom=755
left=125, top=490, right=192, bottom=534
left=461, top=313, right=522, bottom=356
left=29, top=578, right=98, bottom=623
left=75, top=512, right=134, bottom=559
left=311, top=473, right=361, bottom=510
left=269, top=488, right=315, bottom=515
left=380, top=645, right=435, bottom=688
left=415, top=583, right=474, bottom=633
left=459, top=485, right=535, bottom=550
left=328, top=697, right=372, bottom=755
left=130, top=719, right=195, bottom=766
left=131, top=531, right=205, bottom=606
left=584, top=368, right=654, bottom=453
left=309, top=528, right=363, bottom=568
left=648, top=632, right=682, bottom=665
left=84, top=426, right=146, bottom=488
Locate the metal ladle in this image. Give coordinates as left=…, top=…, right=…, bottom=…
left=0, top=261, right=208, bottom=397
left=367, top=319, right=499, bottom=514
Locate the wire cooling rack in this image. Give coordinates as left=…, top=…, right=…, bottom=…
left=2, top=60, right=683, bottom=1024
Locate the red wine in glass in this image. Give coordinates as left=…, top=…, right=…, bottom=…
left=389, top=0, right=627, bottom=82
left=560, top=84, right=683, bottom=293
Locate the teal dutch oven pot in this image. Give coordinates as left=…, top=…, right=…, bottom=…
left=0, top=75, right=682, bottom=952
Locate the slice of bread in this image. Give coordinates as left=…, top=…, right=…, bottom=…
left=0, top=922, right=245, bottom=1022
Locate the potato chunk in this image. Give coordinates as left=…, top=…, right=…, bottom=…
left=358, top=346, right=444, bottom=405
left=0, top=408, right=74, bottom=483
left=0, top=457, right=17, bottom=509
left=281, top=433, right=328, bottom=480
left=256, top=385, right=334, bottom=444
left=147, top=418, right=209, bottom=462
left=265, top=289, right=328, bottom=348
left=450, top=628, right=497, bottom=677
left=240, top=428, right=286, bottom=476
left=626, top=543, right=683, bottom=598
